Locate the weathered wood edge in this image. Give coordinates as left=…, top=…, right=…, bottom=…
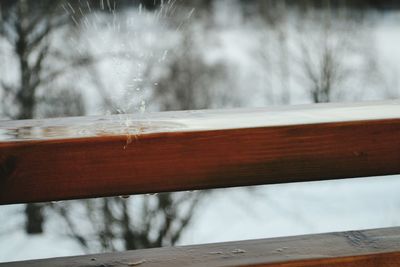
left=1, top=100, right=399, bottom=142
left=2, top=227, right=400, bottom=267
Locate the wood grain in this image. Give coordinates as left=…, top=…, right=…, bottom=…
left=2, top=227, right=400, bottom=266
left=1, top=101, right=400, bottom=204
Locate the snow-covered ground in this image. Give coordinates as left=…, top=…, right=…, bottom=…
left=2, top=174, right=400, bottom=262
left=1, top=4, right=400, bottom=262
left=182, top=175, right=400, bottom=245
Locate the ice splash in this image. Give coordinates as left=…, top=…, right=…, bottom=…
left=61, top=1, right=196, bottom=147
left=0, top=116, right=186, bottom=142
left=61, top=1, right=168, bottom=143
left=63, top=0, right=175, bottom=104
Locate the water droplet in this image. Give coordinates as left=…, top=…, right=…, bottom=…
left=67, top=2, right=76, bottom=14
left=71, top=15, right=80, bottom=27
left=86, top=1, right=92, bottom=13
left=138, top=4, right=143, bottom=14
left=127, top=259, right=146, bottom=266
left=231, top=249, right=246, bottom=254
left=124, top=133, right=133, bottom=149
left=187, top=8, right=195, bottom=19
left=78, top=129, right=89, bottom=135
left=208, top=251, right=223, bottom=255
left=61, top=4, right=70, bottom=15
left=139, top=100, right=146, bottom=113
left=160, top=50, right=168, bottom=61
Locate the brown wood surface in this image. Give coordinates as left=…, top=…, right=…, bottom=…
left=1, top=101, right=400, bottom=204
left=2, top=227, right=400, bottom=266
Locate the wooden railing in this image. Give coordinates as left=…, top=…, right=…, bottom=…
left=1, top=100, right=400, bottom=266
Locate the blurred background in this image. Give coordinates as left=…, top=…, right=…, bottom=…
left=1, top=0, right=400, bottom=262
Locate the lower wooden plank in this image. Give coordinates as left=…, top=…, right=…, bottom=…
left=2, top=227, right=400, bottom=267
left=257, top=252, right=400, bottom=267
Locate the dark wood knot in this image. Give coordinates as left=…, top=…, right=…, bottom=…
left=0, top=155, right=17, bottom=181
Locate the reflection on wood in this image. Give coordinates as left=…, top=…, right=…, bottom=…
left=1, top=101, right=400, bottom=204
left=1, top=100, right=399, bottom=142
left=2, top=227, right=400, bottom=267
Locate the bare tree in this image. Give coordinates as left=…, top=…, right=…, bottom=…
left=256, top=0, right=291, bottom=105
left=254, top=1, right=383, bottom=105
left=49, top=192, right=203, bottom=252
left=0, top=0, right=87, bottom=119
left=151, top=7, right=238, bottom=111
left=0, top=1, right=206, bottom=253
left=0, top=0, right=82, bottom=235
left=294, top=6, right=380, bottom=103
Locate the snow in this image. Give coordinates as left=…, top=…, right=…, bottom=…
left=182, top=175, right=400, bottom=245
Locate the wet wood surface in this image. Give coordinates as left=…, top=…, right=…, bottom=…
left=1, top=101, right=400, bottom=204
left=2, top=227, right=400, bottom=267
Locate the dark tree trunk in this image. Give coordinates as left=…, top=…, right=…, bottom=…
left=14, top=0, right=44, bottom=235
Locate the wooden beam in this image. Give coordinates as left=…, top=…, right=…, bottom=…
left=2, top=227, right=400, bottom=267
left=1, top=101, right=400, bottom=204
